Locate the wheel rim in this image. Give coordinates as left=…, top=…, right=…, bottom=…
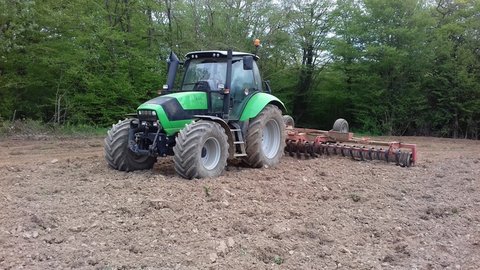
left=201, top=137, right=221, bottom=170
left=262, top=119, right=281, bottom=159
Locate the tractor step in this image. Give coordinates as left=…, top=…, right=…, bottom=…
left=230, top=127, right=247, bottom=157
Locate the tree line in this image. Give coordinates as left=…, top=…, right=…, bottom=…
left=1, top=0, right=479, bottom=138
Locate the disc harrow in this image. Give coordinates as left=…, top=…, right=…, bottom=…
left=285, top=126, right=417, bottom=167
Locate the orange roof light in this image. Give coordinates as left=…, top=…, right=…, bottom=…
left=254, top=39, right=261, bottom=47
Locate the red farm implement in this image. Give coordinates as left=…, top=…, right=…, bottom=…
left=284, top=118, right=417, bottom=167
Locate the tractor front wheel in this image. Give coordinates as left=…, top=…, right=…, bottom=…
left=173, top=121, right=229, bottom=179
left=245, top=105, right=286, bottom=168
left=104, top=119, right=156, bottom=171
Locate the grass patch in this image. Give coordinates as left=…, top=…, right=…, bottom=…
left=55, top=123, right=107, bottom=136
left=0, top=119, right=107, bottom=138
left=350, top=194, right=361, bottom=202
left=203, top=186, right=211, bottom=197
left=273, top=255, right=283, bottom=265
left=349, top=129, right=382, bottom=137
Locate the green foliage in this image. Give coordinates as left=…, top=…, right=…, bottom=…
left=0, top=0, right=165, bottom=126
left=273, top=255, right=283, bottom=265
left=0, top=0, right=478, bottom=138
left=331, top=0, right=434, bottom=135
left=0, top=119, right=51, bottom=137
left=203, top=186, right=211, bottom=197
left=421, top=0, right=480, bottom=138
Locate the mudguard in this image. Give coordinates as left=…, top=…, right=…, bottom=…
left=239, top=92, right=286, bottom=121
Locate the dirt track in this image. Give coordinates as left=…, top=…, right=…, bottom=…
left=0, top=136, right=479, bottom=269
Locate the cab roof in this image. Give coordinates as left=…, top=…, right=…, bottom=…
left=185, top=50, right=259, bottom=60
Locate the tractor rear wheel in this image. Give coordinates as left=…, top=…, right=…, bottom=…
left=173, top=120, right=228, bottom=179
left=104, top=119, right=156, bottom=171
left=245, top=104, right=286, bottom=168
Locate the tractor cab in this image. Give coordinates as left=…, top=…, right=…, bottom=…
left=166, top=50, right=267, bottom=120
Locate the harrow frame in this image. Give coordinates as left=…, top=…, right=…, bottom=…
left=285, top=127, right=417, bottom=167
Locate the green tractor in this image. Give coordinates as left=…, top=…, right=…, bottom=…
left=104, top=49, right=286, bottom=179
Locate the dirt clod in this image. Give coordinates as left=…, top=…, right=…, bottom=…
left=227, top=237, right=235, bottom=248
left=216, top=240, right=228, bottom=256
left=382, top=254, right=395, bottom=263
left=209, top=253, right=218, bottom=263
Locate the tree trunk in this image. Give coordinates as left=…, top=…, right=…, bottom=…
left=105, top=0, right=112, bottom=25
left=453, top=111, right=459, bottom=138
left=165, top=0, right=173, bottom=48
left=124, top=0, right=131, bottom=33
left=293, top=44, right=314, bottom=124
left=192, top=0, right=200, bottom=40
left=147, top=6, right=153, bottom=47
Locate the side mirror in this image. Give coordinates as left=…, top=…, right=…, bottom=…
left=243, top=56, right=253, bottom=70
left=264, top=80, right=271, bottom=93
left=158, top=84, right=168, bottom=95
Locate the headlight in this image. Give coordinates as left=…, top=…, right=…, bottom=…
left=137, top=110, right=159, bottom=123
left=138, top=110, right=156, bottom=116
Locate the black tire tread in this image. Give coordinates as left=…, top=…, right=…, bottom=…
left=104, top=119, right=156, bottom=172
left=245, top=105, right=286, bottom=168
left=173, top=121, right=228, bottom=179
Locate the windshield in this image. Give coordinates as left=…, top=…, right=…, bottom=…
left=182, top=59, right=227, bottom=91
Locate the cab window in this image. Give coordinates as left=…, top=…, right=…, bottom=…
left=252, top=62, right=263, bottom=92
left=231, top=60, right=254, bottom=93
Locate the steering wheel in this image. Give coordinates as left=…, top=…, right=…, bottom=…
left=193, top=81, right=211, bottom=91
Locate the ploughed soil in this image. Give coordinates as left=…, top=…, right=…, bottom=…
left=0, top=135, right=479, bottom=269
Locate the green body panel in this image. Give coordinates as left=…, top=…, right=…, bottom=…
left=136, top=91, right=285, bottom=135
left=239, top=93, right=286, bottom=121
left=160, top=91, right=208, bottom=109
left=137, top=92, right=208, bottom=135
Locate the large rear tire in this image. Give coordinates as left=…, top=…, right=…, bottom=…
left=104, top=119, right=156, bottom=171
left=173, top=121, right=229, bottom=179
left=245, top=105, right=286, bottom=168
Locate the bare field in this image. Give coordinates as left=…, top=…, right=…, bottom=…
left=0, top=136, right=479, bottom=269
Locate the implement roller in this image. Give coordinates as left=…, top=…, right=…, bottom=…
left=284, top=117, right=417, bottom=167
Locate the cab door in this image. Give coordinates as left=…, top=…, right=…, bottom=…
left=229, top=58, right=262, bottom=120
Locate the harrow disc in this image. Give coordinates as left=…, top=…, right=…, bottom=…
left=284, top=140, right=414, bottom=167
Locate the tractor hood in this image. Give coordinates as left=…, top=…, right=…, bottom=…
left=138, top=91, right=208, bottom=121
left=137, top=92, right=208, bottom=135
